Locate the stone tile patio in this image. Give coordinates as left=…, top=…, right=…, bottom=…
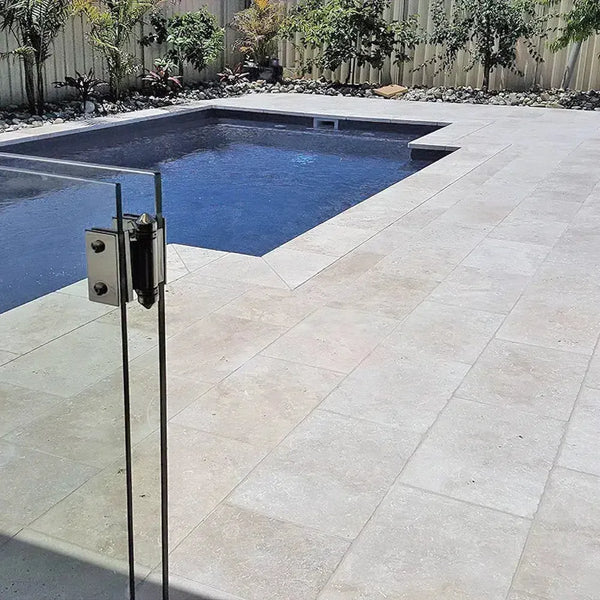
left=1, top=94, right=600, bottom=599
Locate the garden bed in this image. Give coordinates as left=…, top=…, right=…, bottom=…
left=1, top=79, right=598, bottom=134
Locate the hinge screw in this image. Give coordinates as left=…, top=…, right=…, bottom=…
left=93, top=282, right=108, bottom=296
left=91, top=240, right=105, bottom=253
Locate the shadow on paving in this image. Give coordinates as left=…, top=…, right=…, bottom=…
left=0, top=534, right=227, bottom=600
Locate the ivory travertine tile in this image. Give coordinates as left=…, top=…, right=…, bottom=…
left=282, top=223, right=372, bottom=257
left=400, top=398, right=564, bottom=517
left=171, top=355, right=342, bottom=446
left=263, top=248, right=337, bottom=288
left=216, top=286, right=316, bottom=327
left=498, top=289, right=600, bottom=355
left=0, top=350, right=17, bottom=366
left=430, top=264, right=531, bottom=313
left=166, top=244, right=190, bottom=281
left=0, top=382, right=63, bottom=437
left=585, top=349, right=600, bottom=389
left=261, top=306, right=398, bottom=373
left=328, top=270, right=437, bottom=318
left=137, top=573, right=246, bottom=600
left=551, top=222, right=600, bottom=266
left=170, top=503, right=349, bottom=600
left=507, top=593, right=549, bottom=600
left=0, top=441, right=97, bottom=525
left=3, top=360, right=208, bottom=468
left=0, top=320, right=155, bottom=397
left=558, top=387, right=600, bottom=477
left=456, top=339, right=588, bottom=420
left=383, top=300, right=503, bottom=364
left=462, top=238, right=551, bottom=276
left=54, top=278, right=89, bottom=298
left=319, top=485, right=529, bottom=600
left=192, top=253, right=289, bottom=289
left=30, top=423, right=263, bottom=569
left=0, top=292, right=113, bottom=355
left=489, top=218, right=568, bottom=247
left=100, top=276, right=243, bottom=337
left=230, top=410, right=419, bottom=539
left=167, top=313, right=286, bottom=383
left=330, top=195, right=413, bottom=231
left=513, top=469, right=600, bottom=599
left=296, top=249, right=383, bottom=302
left=504, top=194, right=582, bottom=223
left=321, top=345, right=470, bottom=433
left=132, top=425, right=265, bottom=567
left=169, top=244, right=225, bottom=272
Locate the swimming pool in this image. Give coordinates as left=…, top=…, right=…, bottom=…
left=0, top=110, right=444, bottom=312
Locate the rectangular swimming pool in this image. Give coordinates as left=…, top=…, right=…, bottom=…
left=0, top=109, right=446, bottom=312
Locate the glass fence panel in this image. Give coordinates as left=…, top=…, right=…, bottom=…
left=0, top=157, right=167, bottom=599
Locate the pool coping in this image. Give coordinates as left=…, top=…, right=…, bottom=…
left=0, top=96, right=501, bottom=292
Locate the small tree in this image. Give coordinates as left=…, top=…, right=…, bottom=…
left=231, top=0, right=285, bottom=68
left=423, top=0, right=546, bottom=91
left=75, top=0, right=162, bottom=99
left=550, top=0, right=600, bottom=49
left=282, top=0, right=419, bottom=84
left=141, top=9, right=224, bottom=77
left=0, top=0, right=73, bottom=114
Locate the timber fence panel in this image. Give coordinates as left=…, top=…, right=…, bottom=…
left=0, top=0, right=599, bottom=108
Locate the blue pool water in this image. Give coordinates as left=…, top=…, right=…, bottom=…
left=0, top=120, right=436, bottom=312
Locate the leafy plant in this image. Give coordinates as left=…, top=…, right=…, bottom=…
left=141, top=57, right=181, bottom=96
left=549, top=0, right=600, bottom=50
left=75, top=0, right=162, bottom=99
left=231, top=0, right=285, bottom=67
left=422, top=0, right=547, bottom=91
left=0, top=0, right=73, bottom=114
left=281, top=0, right=419, bottom=84
left=218, top=64, right=249, bottom=83
left=53, top=68, right=104, bottom=102
left=140, top=9, right=224, bottom=77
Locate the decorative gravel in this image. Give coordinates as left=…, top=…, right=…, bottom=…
left=1, top=79, right=599, bottom=133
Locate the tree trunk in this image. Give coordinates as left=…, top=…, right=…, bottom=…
left=345, top=61, right=353, bottom=85
left=22, top=54, right=36, bottom=114
left=110, top=53, right=121, bottom=99
left=482, top=53, right=491, bottom=91
left=482, top=65, right=490, bottom=92
left=35, top=59, right=45, bottom=115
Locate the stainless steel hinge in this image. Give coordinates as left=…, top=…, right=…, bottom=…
left=86, top=213, right=165, bottom=309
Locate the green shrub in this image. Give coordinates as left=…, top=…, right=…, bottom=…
left=141, top=9, right=224, bottom=77
left=76, top=0, right=163, bottom=99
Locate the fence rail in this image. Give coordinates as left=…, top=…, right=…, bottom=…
left=0, top=0, right=598, bottom=108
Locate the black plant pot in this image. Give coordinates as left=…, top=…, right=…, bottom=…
left=245, top=60, right=283, bottom=83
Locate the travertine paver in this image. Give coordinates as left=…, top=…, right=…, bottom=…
left=2, top=95, right=600, bottom=599
left=512, top=468, right=600, bottom=599
left=318, top=484, right=530, bottom=600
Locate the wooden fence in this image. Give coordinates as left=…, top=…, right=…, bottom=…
left=0, top=0, right=599, bottom=108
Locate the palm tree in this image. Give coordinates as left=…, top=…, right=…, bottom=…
left=75, top=0, right=162, bottom=100
left=0, top=0, right=73, bottom=114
